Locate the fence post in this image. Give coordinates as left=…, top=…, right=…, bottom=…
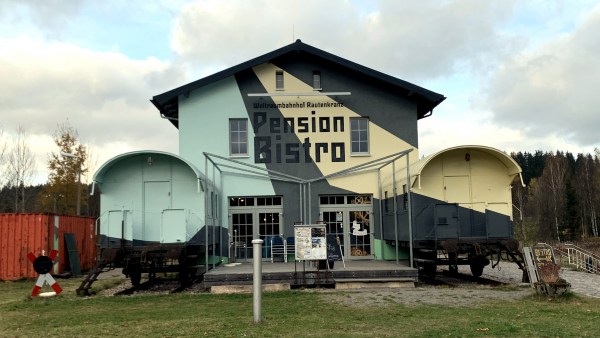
left=252, top=239, right=263, bottom=323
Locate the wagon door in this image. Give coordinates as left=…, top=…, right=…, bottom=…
left=144, top=181, right=171, bottom=243
left=434, top=204, right=459, bottom=239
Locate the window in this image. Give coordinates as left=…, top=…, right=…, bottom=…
left=312, top=71, right=321, bottom=90
left=276, top=71, right=284, bottom=90
left=350, top=117, right=369, bottom=154
left=229, top=119, right=248, bottom=156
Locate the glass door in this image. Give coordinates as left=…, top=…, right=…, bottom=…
left=229, top=196, right=283, bottom=261
left=322, top=211, right=346, bottom=260
left=348, top=209, right=371, bottom=257
left=320, top=195, right=373, bottom=260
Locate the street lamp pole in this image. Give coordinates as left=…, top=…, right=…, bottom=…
left=60, top=152, right=81, bottom=216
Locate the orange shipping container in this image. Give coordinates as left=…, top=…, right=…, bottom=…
left=0, top=214, right=97, bottom=280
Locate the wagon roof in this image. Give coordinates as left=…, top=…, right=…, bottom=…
left=411, top=145, right=524, bottom=185
left=151, top=39, right=446, bottom=128
left=93, top=150, right=205, bottom=184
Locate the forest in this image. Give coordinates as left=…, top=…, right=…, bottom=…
left=511, top=149, right=600, bottom=244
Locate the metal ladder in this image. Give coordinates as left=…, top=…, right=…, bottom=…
left=76, top=260, right=112, bottom=296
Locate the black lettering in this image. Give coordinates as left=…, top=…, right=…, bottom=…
left=284, top=118, right=294, bottom=133
left=270, top=118, right=281, bottom=133
left=333, top=117, right=344, bottom=132
left=298, top=117, right=309, bottom=132
left=302, top=137, right=312, bottom=163
left=332, top=142, right=345, bottom=162
left=311, top=111, right=316, bottom=132
left=315, top=143, right=328, bottom=162
left=253, top=112, right=267, bottom=133
left=275, top=135, right=282, bottom=163
left=286, top=143, right=300, bottom=163
left=254, top=136, right=271, bottom=163
left=319, top=117, right=330, bottom=132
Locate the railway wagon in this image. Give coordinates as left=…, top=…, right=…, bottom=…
left=91, top=150, right=224, bottom=286
left=382, top=145, right=525, bottom=277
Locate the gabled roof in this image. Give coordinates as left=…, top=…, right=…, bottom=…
left=151, top=39, right=446, bottom=128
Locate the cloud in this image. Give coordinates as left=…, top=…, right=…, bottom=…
left=0, top=0, right=87, bottom=37
left=170, top=0, right=518, bottom=82
left=484, top=5, right=600, bottom=148
left=0, top=36, right=184, bottom=183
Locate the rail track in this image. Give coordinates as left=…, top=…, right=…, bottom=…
left=417, top=269, right=505, bottom=288
left=113, top=277, right=206, bottom=296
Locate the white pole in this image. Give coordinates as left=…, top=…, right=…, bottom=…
left=252, top=239, right=263, bottom=323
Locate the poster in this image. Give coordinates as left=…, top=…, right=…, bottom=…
left=294, top=225, right=327, bottom=260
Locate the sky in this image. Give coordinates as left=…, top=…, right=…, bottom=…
left=1, top=0, right=599, bottom=185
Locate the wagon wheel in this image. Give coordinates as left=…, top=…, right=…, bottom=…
left=469, top=255, right=490, bottom=277
left=414, top=249, right=437, bottom=277
left=128, top=262, right=142, bottom=287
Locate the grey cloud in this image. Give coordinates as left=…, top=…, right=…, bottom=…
left=484, top=6, right=600, bottom=147
left=0, top=38, right=186, bottom=149
left=170, top=0, right=518, bottom=83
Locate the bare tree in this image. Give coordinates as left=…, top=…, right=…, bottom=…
left=538, top=154, right=568, bottom=242
left=6, top=126, right=37, bottom=212
left=574, top=154, right=599, bottom=237
left=511, top=180, right=528, bottom=242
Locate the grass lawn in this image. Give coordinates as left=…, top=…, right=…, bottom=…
left=1, top=278, right=599, bottom=337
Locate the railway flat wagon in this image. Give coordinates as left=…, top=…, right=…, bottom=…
left=383, top=145, right=525, bottom=277
left=89, top=150, right=223, bottom=287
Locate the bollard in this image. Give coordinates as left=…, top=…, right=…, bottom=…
left=252, top=239, right=263, bottom=323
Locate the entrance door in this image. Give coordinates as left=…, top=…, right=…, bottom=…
left=229, top=196, right=283, bottom=261
left=320, top=195, right=373, bottom=260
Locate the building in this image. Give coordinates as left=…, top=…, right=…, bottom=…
left=94, top=40, right=522, bottom=271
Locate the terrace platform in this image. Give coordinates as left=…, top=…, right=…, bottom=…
left=203, top=259, right=418, bottom=290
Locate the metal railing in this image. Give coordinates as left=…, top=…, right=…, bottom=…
left=556, top=243, right=599, bottom=274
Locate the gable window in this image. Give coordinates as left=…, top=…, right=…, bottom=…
left=229, top=118, right=248, bottom=156
left=312, top=71, right=321, bottom=90
left=276, top=71, right=284, bottom=90
left=350, top=117, right=369, bottom=154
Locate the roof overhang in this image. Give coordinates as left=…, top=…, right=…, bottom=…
left=151, top=39, right=446, bottom=128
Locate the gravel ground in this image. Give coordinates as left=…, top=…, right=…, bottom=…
left=95, top=261, right=537, bottom=308
left=317, top=262, right=534, bottom=308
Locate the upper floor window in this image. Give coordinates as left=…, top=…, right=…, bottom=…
left=350, top=117, right=369, bottom=154
left=276, top=71, right=284, bottom=90
left=229, top=118, right=248, bottom=156
left=312, top=71, right=321, bottom=90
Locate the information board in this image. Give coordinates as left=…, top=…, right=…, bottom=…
left=294, top=225, right=327, bottom=261
left=532, top=245, right=556, bottom=270
left=523, top=244, right=557, bottom=285
left=326, top=234, right=342, bottom=261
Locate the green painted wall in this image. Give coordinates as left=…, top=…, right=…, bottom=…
left=178, top=76, right=276, bottom=227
